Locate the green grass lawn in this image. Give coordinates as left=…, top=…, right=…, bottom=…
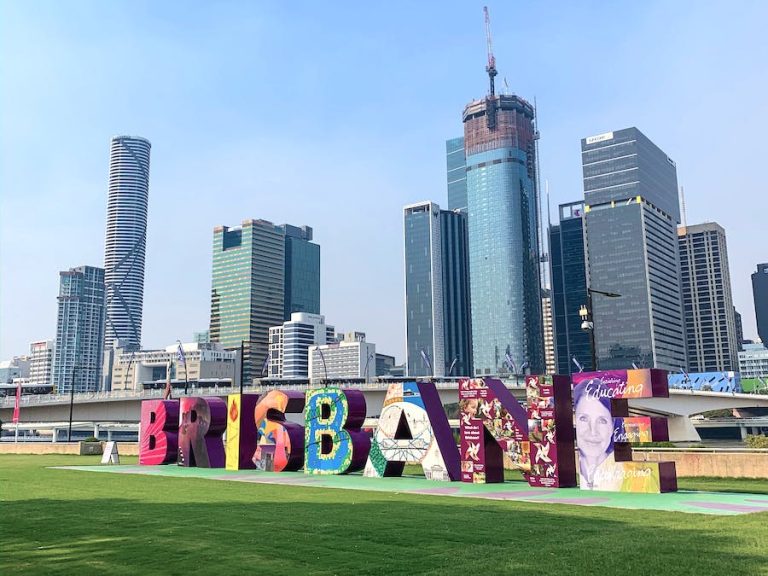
left=2, top=455, right=768, bottom=576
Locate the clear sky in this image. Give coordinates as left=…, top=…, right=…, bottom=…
left=1, top=1, right=766, bottom=361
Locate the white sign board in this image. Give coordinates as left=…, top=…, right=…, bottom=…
left=585, top=131, right=614, bottom=145
left=101, top=441, right=120, bottom=465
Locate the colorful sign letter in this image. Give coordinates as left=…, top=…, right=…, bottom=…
left=459, top=378, right=530, bottom=483
left=225, top=393, right=261, bottom=470
left=364, top=381, right=461, bottom=481
left=305, top=387, right=370, bottom=475
left=526, top=375, right=576, bottom=488
left=572, top=369, right=677, bottom=493
left=178, top=396, right=227, bottom=468
left=139, top=399, right=179, bottom=465
left=253, top=390, right=306, bottom=472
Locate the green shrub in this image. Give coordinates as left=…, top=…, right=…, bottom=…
left=82, top=436, right=100, bottom=443
left=746, top=434, right=768, bottom=449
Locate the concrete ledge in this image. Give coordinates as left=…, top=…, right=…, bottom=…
left=635, top=450, right=768, bottom=479
left=0, top=442, right=139, bottom=456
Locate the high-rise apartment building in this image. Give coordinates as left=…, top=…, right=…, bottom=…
left=279, top=224, right=320, bottom=320
left=29, top=340, right=54, bottom=386
left=268, top=313, right=334, bottom=379
left=210, top=219, right=285, bottom=386
left=549, top=201, right=593, bottom=375
left=753, top=263, right=768, bottom=344
left=462, top=90, right=543, bottom=375
left=678, top=222, right=738, bottom=371
left=53, top=266, right=106, bottom=393
left=103, top=135, right=151, bottom=350
left=582, top=128, right=686, bottom=371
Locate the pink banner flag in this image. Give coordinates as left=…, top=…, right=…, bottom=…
left=12, top=381, right=21, bottom=424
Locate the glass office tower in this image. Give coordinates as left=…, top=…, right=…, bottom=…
left=582, top=127, right=687, bottom=371
left=462, top=94, right=544, bottom=375
left=446, top=137, right=467, bottom=212
left=549, top=201, right=593, bottom=374
left=403, top=202, right=473, bottom=378
left=210, top=220, right=285, bottom=385
left=279, top=224, right=320, bottom=320
left=753, top=263, right=768, bottom=345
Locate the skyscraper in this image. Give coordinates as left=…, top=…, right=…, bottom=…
left=734, top=307, right=744, bottom=351
left=403, top=201, right=473, bottom=378
left=549, top=201, right=593, bottom=375
left=446, top=137, right=467, bottom=212
left=462, top=90, right=543, bottom=375
left=582, top=128, right=686, bottom=371
left=279, top=224, right=320, bottom=320
left=753, top=263, right=768, bottom=344
left=53, top=266, right=106, bottom=393
left=210, top=219, right=285, bottom=385
left=103, top=135, right=151, bottom=350
left=404, top=202, right=445, bottom=377
left=440, top=209, right=473, bottom=377
left=678, top=222, right=738, bottom=371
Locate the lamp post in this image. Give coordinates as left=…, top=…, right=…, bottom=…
left=67, top=366, right=81, bottom=442
left=580, top=288, right=621, bottom=371
left=176, top=340, right=190, bottom=395
left=363, top=352, right=375, bottom=384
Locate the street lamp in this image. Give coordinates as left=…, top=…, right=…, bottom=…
left=363, top=352, right=375, bottom=384
left=67, top=366, right=83, bottom=442
left=176, top=340, right=190, bottom=395
left=238, top=340, right=258, bottom=395
left=580, top=287, right=622, bottom=371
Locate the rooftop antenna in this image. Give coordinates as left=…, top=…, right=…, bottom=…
left=483, top=6, right=497, bottom=97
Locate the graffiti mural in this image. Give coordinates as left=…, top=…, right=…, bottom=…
left=225, top=394, right=261, bottom=471
left=178, top=396, right=227, bottom=468
left=364, top=381, right=460, bottom=481
left=139, top=399, right=179, bottom=465
left=253, top=390, right=306, bottom=472
left=305, top=387, right=370, bottom=475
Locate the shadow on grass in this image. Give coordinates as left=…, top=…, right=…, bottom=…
left=1, top=493, right=766, bottom=576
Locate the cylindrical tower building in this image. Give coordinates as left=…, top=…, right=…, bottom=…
left=103, top=135, right=151, bottom=350
left=463, top=95, right=544, bottom=375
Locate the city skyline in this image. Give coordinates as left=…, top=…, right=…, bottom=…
left=2, top=2, right=767, bottom=361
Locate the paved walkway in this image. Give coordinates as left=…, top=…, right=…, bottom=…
left=57, top=465, right=768, bottom=516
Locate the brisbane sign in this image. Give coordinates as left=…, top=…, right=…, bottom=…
left=139, top=369, right=678, bottom=494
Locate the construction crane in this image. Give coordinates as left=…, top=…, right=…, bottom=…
left=484, top=6, right=498, bottom=97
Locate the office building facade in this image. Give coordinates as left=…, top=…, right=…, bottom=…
left=210, top=219, right=285, bottom=385
left=582, top=128, right=686, bottom=371
left=739, top=343, right=768, bottom=379
left=280, top=224, right=320, bottom=320
left=268, top=313, right=335, bottom=379
left=446, top=137, right=467, bottom=212
left=110, top=342, right=236, bottom=392
left=404, top=202, right=445, bottom=377
left=308, top=332, right=376, bottom=383
left=753, top=263, right=768, bottom=344
left=463, top=94, right=543, bottom=375
left=53, top=266, right=106, bottom=393
left=678, top=222, right=738, bottom=371
left=103, top=135, right=151, bottom=350
left=734, top=308, right=744, bottom=351
left=549, top=201, right=593, bottom=374
left=29, top=340, right=54, bottom=386
left=542, top=291, right=555, bottom=374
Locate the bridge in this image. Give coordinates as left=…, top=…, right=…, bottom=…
left=3, top=381, right=768, bottom=442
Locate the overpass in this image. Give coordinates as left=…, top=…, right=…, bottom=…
left=4, top=381, right=768, bottom=442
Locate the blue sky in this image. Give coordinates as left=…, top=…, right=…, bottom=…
left=1, top=1, right=766, bottom=360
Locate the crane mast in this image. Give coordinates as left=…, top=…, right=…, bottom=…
left=484, top=6, right=497, bottom=97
